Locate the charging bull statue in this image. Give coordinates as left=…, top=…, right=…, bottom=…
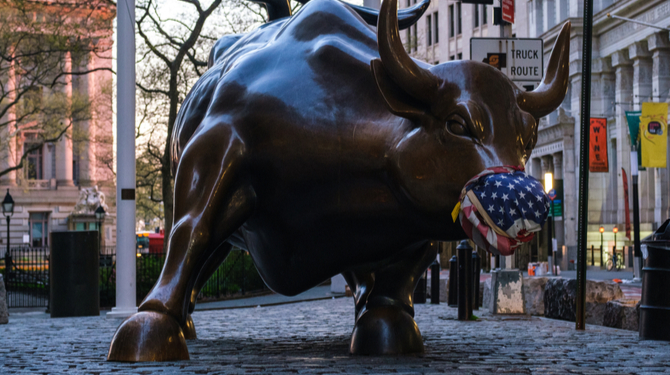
left=108, top=0, right=570, bottom=361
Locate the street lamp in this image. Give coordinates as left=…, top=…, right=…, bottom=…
left=544, top=172, right=556, bottom=275
left=3, top=189, right=15, bottom=272
left=613, top=226, right=618, bottom=253
left=600, top=227, right=605, bottom=267
left=95, top=205, right=106, bottom=252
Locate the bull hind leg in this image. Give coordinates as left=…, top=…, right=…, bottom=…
left=347, top=242, right=436, bottom=355
left=182, top=243, right=234, bottom=339
left=107, top=130, right=254, bottom=362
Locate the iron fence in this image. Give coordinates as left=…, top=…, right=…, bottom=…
left=3, top=245, right=268, bottom=309
left=2, top=247, right=50, bottom=308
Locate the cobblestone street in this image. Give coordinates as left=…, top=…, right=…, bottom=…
left=1, top=297, right=669, bottom=374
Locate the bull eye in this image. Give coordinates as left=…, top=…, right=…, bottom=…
left=446, top=114, right=470, bottom=137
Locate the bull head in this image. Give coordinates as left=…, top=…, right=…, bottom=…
left=371, top=0, right=570, bottom=163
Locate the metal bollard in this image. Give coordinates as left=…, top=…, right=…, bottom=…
left=457, top=240, right=473, bottom=321
left=472, top=250, right=481, bottom=310
left=414, top=270, right=427, bottom=304
left=431, top=259, right=440, bottom=304
left=448, top=255, right=458, bottom=306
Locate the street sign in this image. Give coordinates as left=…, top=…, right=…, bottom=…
left=502, top=0, right=514, bottom=23
left=547, top=189, right=557, bottom=201
left=470, top=38, right=544, bottom=83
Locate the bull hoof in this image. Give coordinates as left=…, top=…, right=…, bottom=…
left=183, top=314, right=197, bottom=340
left=107, top=311, right=190, bottom=362
left=350, top=306, right=424, bottom=355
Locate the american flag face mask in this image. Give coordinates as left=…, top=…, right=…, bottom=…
left=451, top=166, right=550, bottom=256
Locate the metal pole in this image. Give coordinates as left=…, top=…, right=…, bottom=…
left=457, top=240, right=472, bottom=321
left=631, top=148, right=642, bottom=279
left=576, top=0, right=594, bottom=330
left=108, top=0, right=137, bottom=318
left=546, top=216, right=553, bottom=273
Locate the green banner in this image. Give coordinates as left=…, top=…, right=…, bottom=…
left=626, top=110, right=645, bottom=170
left=626, top=111, right=641, bottom=148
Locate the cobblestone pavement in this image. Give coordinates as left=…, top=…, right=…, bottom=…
left=1, top=297, right=669, bottom=374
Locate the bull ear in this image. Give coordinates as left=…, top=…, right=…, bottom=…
left=371, top=59, right=430, bottom=121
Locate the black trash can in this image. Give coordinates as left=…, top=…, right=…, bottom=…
left=50, top=231, right=99, bottom=318
left=639, top=219, right=670, bottom=341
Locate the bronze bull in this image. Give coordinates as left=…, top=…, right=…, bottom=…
left=108, top=0, right=570, bottom=361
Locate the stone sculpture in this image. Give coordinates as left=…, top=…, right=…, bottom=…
left=108, top=0, right=570, bottom=361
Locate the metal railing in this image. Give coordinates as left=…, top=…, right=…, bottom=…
left=3, top=245, right=268, bottom=309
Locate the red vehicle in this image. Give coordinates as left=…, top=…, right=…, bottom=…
left=137, top=230, right=165, bottom=254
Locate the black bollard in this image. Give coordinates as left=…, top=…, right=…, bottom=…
left=431, top=259, right=440, bottom=304
left=472, top=250, right=481, bottom=310
left=448, top=255, right=458, bottom=306
left=457, top=240, right=473, bottom=321
left=414, top=270, right=427, bottom=304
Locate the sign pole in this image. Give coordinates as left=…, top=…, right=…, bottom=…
left=576, top=0, right=594, bottom=330
left=107, top=0, right=138, bottom=319
left=631, top=147, right=642, bottom=280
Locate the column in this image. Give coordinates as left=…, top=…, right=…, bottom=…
left=543, top=0, right=555, bottom=32
left=77, top=50, right=97, bottom=186
left=647, top=32, right=670, bottom=224
left=55, top=51, right=74, bottom=187
left=629, top=41, right=654, bottom=224
left=611, top=49, right=633, bottom=226
left=0, top=58, right=17, bottom=186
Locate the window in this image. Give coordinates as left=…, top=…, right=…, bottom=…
left=474, top=4, right=479, bottom=28
left=449, top=5, right=454, bottom=37
left=457, top=2, right=462, bottom=35
left=450, top=55, right=455, bottom=60
left=483, top=5, right=487, bottom=25
left=29, top=212, right=49, bottom=247
left=434, top=12, right=439, bottom=43
left=427, top=15, right=432, bottom=46
left=413, top=24, right=417, bottom=51
left=457, top=53, right=462, bottom=60
left=406, top=0, right=412, bottom=51
left=75, top=222, right=98, bottom=231
left=25, top=143, right=43, bottom=180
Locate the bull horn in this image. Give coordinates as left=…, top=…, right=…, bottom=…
left=517, top=21, right=571, bottom=119
left=377, top=0, right=439, bottom=103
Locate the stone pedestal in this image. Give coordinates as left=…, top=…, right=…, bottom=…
left=603, top=299, right=640, bottom=331
left=544, top=278, right=624, bottom=324
left=0, top=274, right=8, bottom=324
left=524, top=277, right=549, bottom=316
left=486, top=270, right=525, bottom=314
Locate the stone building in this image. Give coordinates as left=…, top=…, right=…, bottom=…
left=0, top=1, right=116, bottom=254
left=365, top=0, right=669, bottom=269
left=524, top=0, right=669, bottom=268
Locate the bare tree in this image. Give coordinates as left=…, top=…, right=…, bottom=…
left=134, top=0, right=274, bottom=236
left=0, top=0, right=115, bottom=180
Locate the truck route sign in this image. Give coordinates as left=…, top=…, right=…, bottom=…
left=470, top=38, right=544, bottom=85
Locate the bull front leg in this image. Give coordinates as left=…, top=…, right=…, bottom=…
left=182, top=242, right=234, bottom=339
left=107, top=128, right=254, bottom=362
left=347, top=242, right=436, bottom=355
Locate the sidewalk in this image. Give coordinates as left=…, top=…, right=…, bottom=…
left=3, top=294, right=669, bottom=374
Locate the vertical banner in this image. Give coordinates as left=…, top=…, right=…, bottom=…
left=622, top=168, right=631, bottom=240
left=589, top=118, right=608, bottom=172
left=640, top=102, right=668, bottom=168
left=502, top=0, right=514, bottom=23
left=626, top=111, right=641, bottom=147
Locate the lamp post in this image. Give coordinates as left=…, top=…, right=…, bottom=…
left=95, top=205, right=106, bottom=252
left=613, top=226, right=618, bottom=250
left=544, top=172, right=556, bottom=275
left=599, top=227, right=605, bottom=267
left=3, top=189, right=15, bottom=272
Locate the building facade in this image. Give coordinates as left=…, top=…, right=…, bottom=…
left=365, top=0, right=670, bottom=269
left=0, top=1, right=116, bottom=254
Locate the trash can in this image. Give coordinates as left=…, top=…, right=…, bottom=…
left=50, top=231, right=99, bottom=318
left=639, top=219, right=670, bottom=341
